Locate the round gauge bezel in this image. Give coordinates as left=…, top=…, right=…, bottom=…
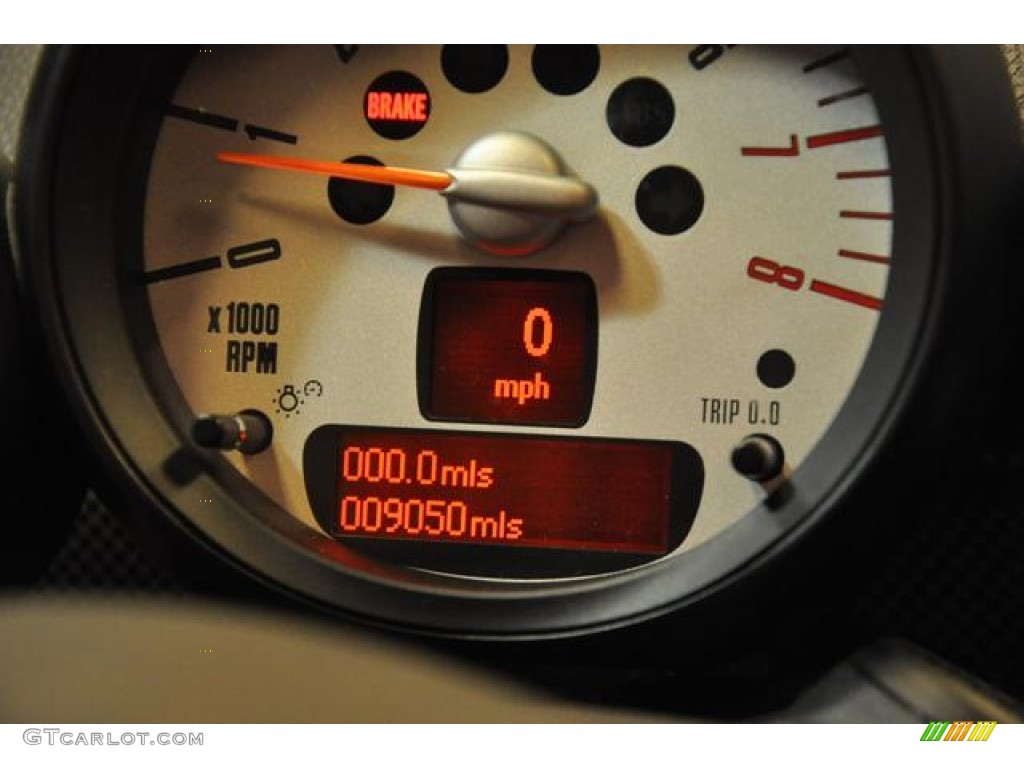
left=14, top=45, right=1019, bottom=638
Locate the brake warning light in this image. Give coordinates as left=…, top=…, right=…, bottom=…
left=366, top=91, right=428, bottom=122
left=364, top=71, right=431, bottom=139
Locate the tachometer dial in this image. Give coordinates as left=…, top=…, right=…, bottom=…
left=145, top=45, right=889, bottom=560
left=15, top=45, right=1019, bottom=636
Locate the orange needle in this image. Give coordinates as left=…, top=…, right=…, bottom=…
left=218, top=149, right=599, bottom=220
left=217, top=151, right=452, bottom=191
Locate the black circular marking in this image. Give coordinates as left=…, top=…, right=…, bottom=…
left=328, top=155, right=395, bottom=225
left=607, top=77, right=675, bottom=147
left=531, top=45, right=600, bottom=96
left=757, top=350, right=796, bottom=389
left=635, top=166, right=704, bottom=235
left=442, top=45, right=509, bottom=94
left=364, top=70, right=431, bottom=140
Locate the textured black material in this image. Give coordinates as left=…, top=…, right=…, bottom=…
left=0, top=45, right=41, bottom=161
left=1002, top=44, right=1024, bottom=129
left=842, top=449, right=1024, bottom=703
left=37, top=493, right=182, bottom=594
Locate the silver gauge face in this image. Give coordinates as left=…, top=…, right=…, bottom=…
left=141, top=45, right=890, bottom=575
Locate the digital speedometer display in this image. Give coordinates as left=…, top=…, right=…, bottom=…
left=304, top=425, right=703, bottom=574
left=418, top=268, right=597, bottom=427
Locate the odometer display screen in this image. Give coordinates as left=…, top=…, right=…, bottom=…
left=304, top=425, right=703, bottom=577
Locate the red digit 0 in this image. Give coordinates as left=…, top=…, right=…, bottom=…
left=523, top=307, right=553, bottom=358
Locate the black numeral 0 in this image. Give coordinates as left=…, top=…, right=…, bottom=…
left=689, top=45, right=735, bottom=71
left=227, top=239, right=281, bottom=270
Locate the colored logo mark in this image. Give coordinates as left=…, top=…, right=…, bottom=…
left=920, top=721, right=997, bottom=741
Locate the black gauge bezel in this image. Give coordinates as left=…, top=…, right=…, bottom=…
left=14, top=45, right=1020, bottom=638
left=0, top=154, right=83, bottom=582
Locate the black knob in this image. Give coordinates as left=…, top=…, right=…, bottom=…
left=192, top=410, right=273, bottom=455
left=730, top=433, right=785, bottom=482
